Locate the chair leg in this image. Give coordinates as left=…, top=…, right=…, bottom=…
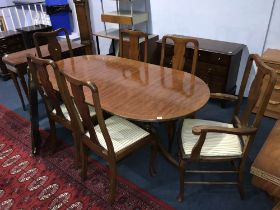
left=81, top=143, right=88, bottom=181
left=237, top=163, right=245, bottom=200
left=177, top=158, right=186, bottom=202
left=149, top=141, right=158, bottom=176
left=48, top=118, right=56, bottom=153
left=108, top=162, right=117, bottom=204
left=72, top=132, right=81, bottom=169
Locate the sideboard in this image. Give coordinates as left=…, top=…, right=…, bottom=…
left=153, top=36, right=245, bottom=94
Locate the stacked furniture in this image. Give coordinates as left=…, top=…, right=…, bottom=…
left=154, top=36, right=244, bottom=94
left=0, top=31, right=25, bottom=80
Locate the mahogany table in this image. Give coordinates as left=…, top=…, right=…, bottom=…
left=2, top=40, right=86, bottom=110
left=32, top=55, right=210, bottom=162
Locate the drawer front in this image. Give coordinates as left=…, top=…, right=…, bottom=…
left=185, top=61, right=226, bottom=92
left=198, top=51, right=230, bottom=66
left=0, top=35, right=22, bottom=45
left=196, top=62, right=228, bottom=78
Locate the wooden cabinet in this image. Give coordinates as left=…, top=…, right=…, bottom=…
left=251, top=120, right=280, bottom=200
left=0, top=31, right=25, bottom=80
left=254, top=48, right=280, bottom=119
left=153, top=36, right=244, bottom=94
left=16, top=24, right=52, bottom=49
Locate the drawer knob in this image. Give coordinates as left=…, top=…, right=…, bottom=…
left=269, top=100, right=280, bottom=105
left=218, top=57, right=221, bottom=61
left=276, top=70, right=280, bottom=74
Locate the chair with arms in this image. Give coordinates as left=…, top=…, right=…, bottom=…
left=33, top=27, right=73, bottom=61
left=176, top=54, right=277, bottom=202
left=119, top=29, right=149, bottom=62
left=160, top=35, right=199, bottom=74
left=27, top=54, right=95, bottom=166
left=54, top=68, right=158, bottom=204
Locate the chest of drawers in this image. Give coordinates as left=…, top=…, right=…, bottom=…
left=0, top=31, right=25, bottom=80
left=255, top=48, right=280, bottom=119
left=153, top=36, right=244, bottom=94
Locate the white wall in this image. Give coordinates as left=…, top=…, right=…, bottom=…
left=264, top=0, right=280, bottom=50
left=1, top=0, right=13, bottom=7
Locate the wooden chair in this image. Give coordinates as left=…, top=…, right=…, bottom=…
left=160, top=35, right=199, bottom=74
left=176, top=54, right=277, bottom=202
left=26, top=54, right=95, bottom=166
left=119, top=29, right=149, bottom=62
left=33, top=28, right=73, bottom=61
left=54, top=68, right=158, bottom=204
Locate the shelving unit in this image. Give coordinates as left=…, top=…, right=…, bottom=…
left=100, top=0, right=148, bottom=30
left=94, top=0, right=155, bottom=56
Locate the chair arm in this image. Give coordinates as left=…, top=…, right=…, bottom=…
left=192, top=125, right=257, bottom=136
left=190, top=125, right=257, bottom=161
left=210, top=93, right=238, bottom=102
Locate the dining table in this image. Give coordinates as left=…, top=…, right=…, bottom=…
left=31, top=54, right=210, bottom=165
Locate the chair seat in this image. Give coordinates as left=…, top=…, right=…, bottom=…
left=87, top=116, right=150, bottom=153
left=182, top=119, right=242, bottom=158
left=52, top=104, right=96, bottom=121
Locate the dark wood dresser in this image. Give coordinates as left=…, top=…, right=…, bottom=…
left=153, top=36, right=245, bottom=94
left=254, top=48, right=280, bottom=119
left=0, top=31, right=25, bottom=80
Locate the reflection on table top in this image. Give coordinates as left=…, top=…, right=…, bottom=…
left=52, top=55, right=210, bottom=122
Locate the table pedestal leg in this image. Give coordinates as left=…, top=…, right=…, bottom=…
left=152, top=122, right=179, bottom=168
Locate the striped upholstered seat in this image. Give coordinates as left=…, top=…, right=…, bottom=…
left=86, top=116, right=149, bottom=153
left=182, top=119, right=243, bottom=157
left=52, top=104, right=96, bottom=121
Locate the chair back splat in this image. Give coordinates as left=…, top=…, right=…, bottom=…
left=233, top=54, right=277, bottom=149
left=27, top=54, right=66, bottom=120
left=56, top=70, right=115, bottom=158
left=119, top=29, right=149, bottom=63
left=160, top=35, right=199, bottom=74
left=33, top=27, right=73, bottom=61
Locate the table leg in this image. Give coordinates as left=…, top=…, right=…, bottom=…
left=112, top=39, right=116, bottom=55
left=18, top=70, right=29, bottom=100
left=28, top=70, right=41, bottom=155
left=152, top=122, right=179, bottom=168
left=96, top=36, right=100, bottom=55
left=10, top=71, right=26, bottom=111
left=165, top=120, right=177, bottom=152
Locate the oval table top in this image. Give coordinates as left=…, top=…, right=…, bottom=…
left=54, top=55, right=210, bottom=122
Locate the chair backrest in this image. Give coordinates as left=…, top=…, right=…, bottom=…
left=160, top=35, right=199, bottom=74
left=119, top=29, right=149, bottom=63
left=27, top=54, right=68, bottom=121
left=54, top=68, right=116, bottom=158
left=233, top=54, right=276, bottom=150
left=33, top=28, right=73, bottom=61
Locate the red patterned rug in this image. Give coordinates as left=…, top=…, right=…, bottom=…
left=0, top=104, right=173, bottom=210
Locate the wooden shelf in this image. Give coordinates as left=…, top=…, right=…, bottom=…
left=101, top=10, right=148, bottom=25
left=92, top=29, right=157, bottom=42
